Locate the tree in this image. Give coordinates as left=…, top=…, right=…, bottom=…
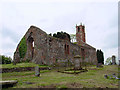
left=53, top=31, right=71, bottom=41
left=97, top=50, right=100, bottom=63
left=105, top=57, right=112, bottom=65
left=97, top=49, right=104, bottom=64
left=99, top=50, right=104, bottom=64
left=49, top=33, right=52, bottom=36
left=0, top=55, right=12, bottom=64
left=53, top=33, right=57, bottom=37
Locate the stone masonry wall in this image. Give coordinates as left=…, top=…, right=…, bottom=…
left=14, top=26, right=97, bottom=65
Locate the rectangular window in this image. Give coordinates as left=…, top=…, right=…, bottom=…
left=81, top=48, right=85, bottom=59
left=65, top=44, right=69, bottom=55
left=67, top=45, right=69, bottom=54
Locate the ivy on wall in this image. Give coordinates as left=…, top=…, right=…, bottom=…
left=19, top=37, right=27, bottom=58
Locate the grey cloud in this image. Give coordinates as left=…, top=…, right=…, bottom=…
left=1, top=2, right=118, bottom=60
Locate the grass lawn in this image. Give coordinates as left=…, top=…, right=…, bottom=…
left=2, top=65, right=119, bottom=88
left=0, top=62, right=49, bottom=69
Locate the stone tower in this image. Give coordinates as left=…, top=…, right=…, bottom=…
left=76, top=23, right=86, bottom=45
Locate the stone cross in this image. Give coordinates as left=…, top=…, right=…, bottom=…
left=35, top=66, right=40, bottom=77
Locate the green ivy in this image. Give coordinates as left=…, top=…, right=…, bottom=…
left=19, top=37, right=27, bottom=58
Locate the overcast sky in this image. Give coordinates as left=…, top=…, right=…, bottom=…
left=0, top=0, right=118, bottom=63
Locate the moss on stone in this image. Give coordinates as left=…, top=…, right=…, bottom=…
left=73, top=42, right=77, bottom=44
left=19, top=37, right=27, bottom=58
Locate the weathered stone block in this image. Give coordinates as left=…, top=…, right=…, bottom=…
left=35, top=66, right=40, bottom=77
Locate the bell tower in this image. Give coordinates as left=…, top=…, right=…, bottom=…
left=76, top=23, right=86, bottom=45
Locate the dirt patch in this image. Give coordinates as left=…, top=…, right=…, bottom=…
left=23, top=81, right=36, bottom=85
left=38, top=84, right=56, bottom=88
left=37, top=82, right=84, bottom=88
left=58, top=69, right=88, bottom=74
left=66, top=82, right=83, bottom=88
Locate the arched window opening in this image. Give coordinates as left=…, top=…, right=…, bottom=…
left=31, top=41, right=34, bottom=58
left=27, top=34, right=34, bottom=59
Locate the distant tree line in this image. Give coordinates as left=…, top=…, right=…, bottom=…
left=97, top=49, right=104, bottom=64
left=0, top=55, right=12, bottom=64
left=49, top=31, right=71, bottom=41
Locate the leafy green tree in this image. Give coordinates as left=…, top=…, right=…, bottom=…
left=0, top=55, right=12, bottom=64
left=53, top=31, right=71, bottom=41
left=105, top=57, right=112, bottom=65
left=53, top=33, right=57, bottom=37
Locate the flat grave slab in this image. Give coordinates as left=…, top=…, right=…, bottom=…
left=0, top=80, right=18, bottom=88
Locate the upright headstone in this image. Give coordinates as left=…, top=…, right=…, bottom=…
left=35, top=66, right=40, bottom=77
left=112, top=55, right=116, bottom=65
left=119, top=60, right=120, bottom=66
left=13, top=60, right=16, bottom=65
left=104, top=75, right=108, bottom=79
left=74, top=55, right=81, bottom=70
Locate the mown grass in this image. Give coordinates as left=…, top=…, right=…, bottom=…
left=2, top=65, right=119, bottom=88
left=1, top=62, right=49, bottom=69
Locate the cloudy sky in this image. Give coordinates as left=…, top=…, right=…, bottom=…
left=0, top=0, right=118, bottom=63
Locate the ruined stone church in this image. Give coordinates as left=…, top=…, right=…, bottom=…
left=13, top=24, right=97, bottom=65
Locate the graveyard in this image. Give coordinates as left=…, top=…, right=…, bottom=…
left=1, top=62, right=119, bottom=89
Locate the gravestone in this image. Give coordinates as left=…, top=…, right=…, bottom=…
left=104, top=75, right=108, bottom=79
left=13, top=61, right=16, bottom=65
left=112, top=55, right=116, bottom=65
left=119, top=60, right=120, bottom=66
left=74, top=55, right=81, bottom=70
left=0, top=80, right=18, bottom=88
left=35, top=66, right=40, bottom=77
